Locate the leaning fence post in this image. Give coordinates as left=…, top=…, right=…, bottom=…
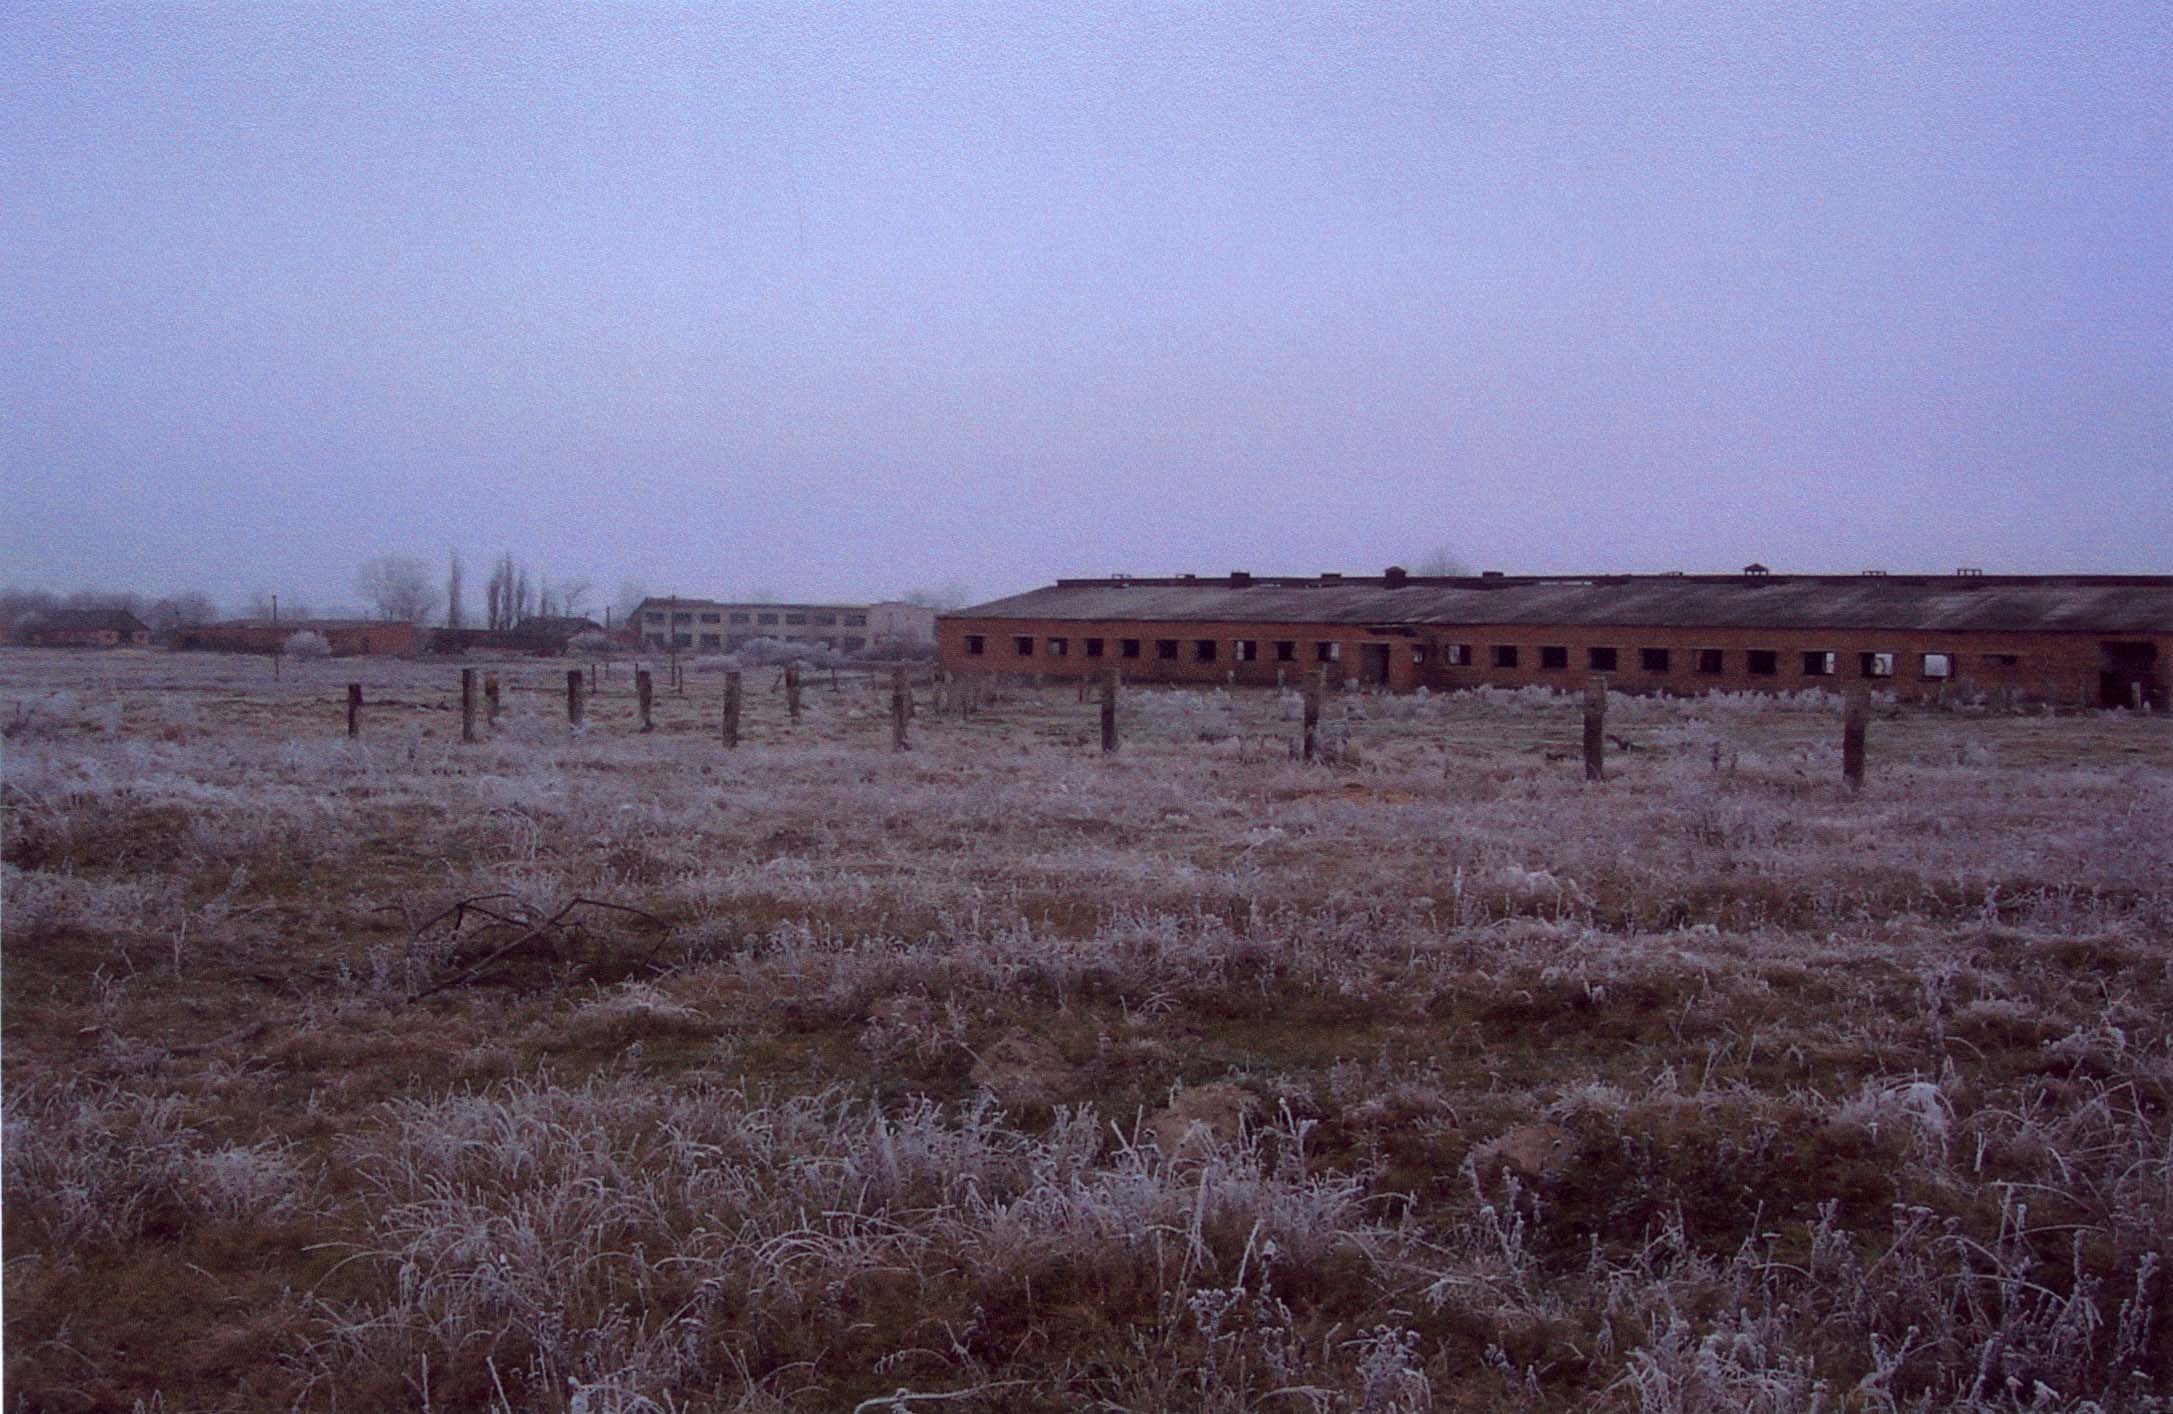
left=785, top=665, right=802, bottom=723
left=484, top=672, right=500, bottom=727
left=461, top=668, right=478, bottom=743
left=1843, top=683, right=1869, bottom=792
left=566, top=669, right=585, bottom=729
left=722, top=670, right=742, bottom=749
left=891, top=665, right=910, bottom=750
left=346, top=683, right=362, bottom=738
left=1101, top=669, right=1119, bottom=753
left=1302, top=672, right=1322, bottom=762
left=1583, top=678, right=1607, bottom=781
left=637, top=669, right=655, bottom=732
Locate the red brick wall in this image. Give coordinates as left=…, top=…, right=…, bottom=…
left=940, top=617, right=2169, bottom=706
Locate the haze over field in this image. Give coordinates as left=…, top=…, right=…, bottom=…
left=4, top=3, right=2169, bottom=608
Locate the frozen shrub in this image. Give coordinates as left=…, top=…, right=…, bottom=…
left=282, top=630, right=330, bottom=659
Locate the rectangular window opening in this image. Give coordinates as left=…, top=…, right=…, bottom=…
left=1084, top=637, right=1105, bottom=658
left=1313, top=641, right=1341, bottom=663
left=1588, top=647, right=1618, bottom=672
left=1120, top=638, right=1142, bottom=659
left=1747, top=650, right=1778, bottom=676
left=1155, top=639, right=1179, bottom=660
left=1860, top=652, right=1894, bottom=679
left=1640, top=647, right=1670, bottom=673
left=1493, top=645, right=1519, bottom=669
left=1539, top=646, right=1569, bottom=670
left=1801, top=651, right=1835, bottom=677
left=1013, top=635, right=1034, bottom=657
left=1696, top=649, right=1725, bottom=675
left=1234, top=639, right=1257, bottom=662
left=1921, top=652, right=1952, bottom=680
left=964, top=635, right=986, bottom=657
left=1048, top=637, right=1068, bottom=656
left=1193, top=639, right=1217, bottom=662
left=1444, top=643, right=1472, bottom=666
left=1274, top=640, right=1297, bottom=662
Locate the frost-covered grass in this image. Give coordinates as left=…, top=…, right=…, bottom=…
left=3, top=648, right=2171, bottom=1410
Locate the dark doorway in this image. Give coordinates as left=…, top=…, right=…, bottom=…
left=1359, top=642, right=1391, bottom=687
left=2098, top=641, right=2159, bottom=709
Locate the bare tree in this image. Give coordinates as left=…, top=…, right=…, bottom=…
left=557, top=578, right=595, bottom=617
left=446, top=550, right=466, bottom=630
left=898, top=580, right=972, bottom=611
left=355, top=556, right=443, bottom=625
left=1411, top=546, right=1472, bottom=576
left=147, top=591, right=218, bottom=634
left=245, top=591, right=310, bottom=621
left=614, top=582, right=647, bottom=623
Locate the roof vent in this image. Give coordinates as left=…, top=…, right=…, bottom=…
left=1481, top=570, right=1504, bottom=578
left=1861, top=569, right=1887, bottom=576
left=1229, top=571, right=1253, bottom=587
left=1957, top=567, right=1984, bottom=576
left=1319, top=572, right=1343, bottom=583
left=1743, top=563, right=1770, bottom=576
left=1177, top=573, right=1196, bottom=581
left=1383, top=566, right=1408, bottom=588
left=1660, top=570, right=1685, bottom=577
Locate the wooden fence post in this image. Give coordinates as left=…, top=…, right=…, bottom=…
left=1843, top=683, right=1869, bottom=792
left=785, top=665, right=802, bottom=723
left=484, top=672, right=500, bottom=727
left=891, top=665, right=910, bottom=750
left=637, top=669, right=655, bottom=732
left=461, top=668, right=478, bottom=743
left=1302, top=672, right=1322, bottom=762
left=1583, top=678, right=1607, bottom=781
left=567, top=669, right=585, bottom=729
left=722, top=670, right=742, bottom=749
left=346, top=683, right=361, bottom=738
left=1101, top=669, right=1119, bottom=753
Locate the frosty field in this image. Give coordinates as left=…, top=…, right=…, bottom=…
left=4, top=648, right=2170, bottom=1412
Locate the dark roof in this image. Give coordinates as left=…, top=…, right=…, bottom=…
left=205, top=618, right=409, bottom=631
left=26, top=608, right=147, bottom=633
left=512, top=616, right=602, bottom=635
left=950, top=574, right=2173, bottom=635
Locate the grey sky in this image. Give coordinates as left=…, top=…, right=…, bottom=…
left=4, top=3, right=2168, bottom=612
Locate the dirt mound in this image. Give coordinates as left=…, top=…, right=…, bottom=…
left=970, top=1030, right=1074, bottom=1109
left=1148, top=1081, right=1255, bottom=1156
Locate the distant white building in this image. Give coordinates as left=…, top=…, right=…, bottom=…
left=629, top=597, right=936, bottom=655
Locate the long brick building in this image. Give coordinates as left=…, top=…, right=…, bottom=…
left=938, top=571, right=2173, bottom=707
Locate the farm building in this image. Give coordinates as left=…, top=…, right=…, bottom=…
left=939, top=571, right=2173, bottom=708
left=429, top=616, right=603, bottom=656
left=175, top=619, right=417, bottom=657
left=629, top=597, right=936, bottom=655
left=13, top=608, right=152, bottom=648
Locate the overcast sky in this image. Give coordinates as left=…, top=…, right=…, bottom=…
left=4, top=3, right=2168, bottom=612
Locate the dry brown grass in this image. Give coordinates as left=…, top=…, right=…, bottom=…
left=4, top=647, right=2171, bottom=1410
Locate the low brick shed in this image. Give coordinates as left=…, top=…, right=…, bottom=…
left=939, top=572, right=2173, bottom=707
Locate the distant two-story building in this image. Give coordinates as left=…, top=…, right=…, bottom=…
left=629, top=598, right=936, bottom=656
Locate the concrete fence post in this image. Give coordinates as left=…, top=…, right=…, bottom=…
left=637, top=669, right=655, bottom=732
left=461, top=668, right=478, bottom=744
left=346, top=683, right=362, bottom=738
left=1843, top=683, right=1869, bottom=792
left=722, top=670, right=742, bottom=749
left=566, top=669, right=585, bottom=729
left=483, top=672, right=500, bottom=728
left=1583, top=678, right=1607, bottom=781
left=1302, top=672, right=1323, bottom=762
left=1101, top=669, right=1119, bottom=754
left=785, top=665, right=802, bottom=723
left=891, top=665, right=910, bottom=751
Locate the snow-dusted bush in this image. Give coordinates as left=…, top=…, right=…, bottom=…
left=282, top=630, right=330, bottom=659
